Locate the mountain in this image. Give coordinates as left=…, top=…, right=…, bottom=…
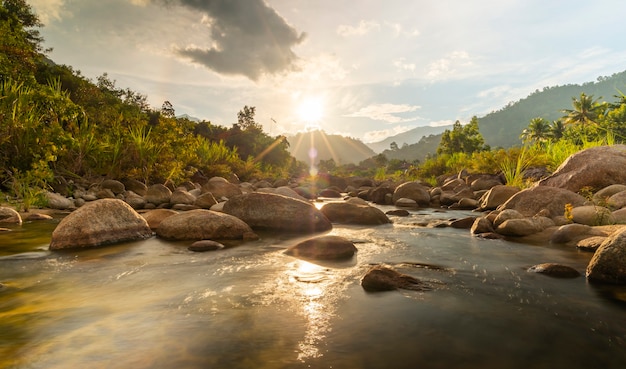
left=286, top=130, right=376, bottom=165
left=366, top=124, right=453, bottom=153
left=479, top=70, right=626, bottom=148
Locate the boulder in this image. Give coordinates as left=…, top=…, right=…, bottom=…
left=257, top=186, right=307, bottom=201
left=496, top=216, right=554, bottom=237
left=170, top=189, right=196, bottom=206
left=471, top=217, right=495, bottom=235
left=156, top=209, right=257, bottom=241
left=284, top=235, right=357, bottom=260
left=0, top=207, right=22, bottom=224
left=576, top=236, right=606, bottom=252
left=361, top=265, right=432, bottom=292
left=142, top=208, right=179, bottom=230
left=450, top=216, right=477, bottom=229
left=370, top=186, right=394, bottom=205
left=321, top=202, right=391, bottom=225
left=24, top=212, right=53, bottom=221
left=499, top=186, right=585, bottom=218
left=479, top=185, right=520, bottom=211
left=527, top=263, right=581, bottom=278
left=222, top=192, right=331, bottom=233
left=202, top=178, right=242, bottom=199
left=188, top=240, right=225, bottom=252
left=100, top=179, right=125, bottom=195
left=607, top=190, right=626, bottom=210
left=122, top=178, right=148, bottom=196
left=587, top=227, right=626, bottom=284
left=145, top=184, right=172, bottom=206
left=193, top=192, right=218, bottom=209
left=49, top=199, right=153, bottom=250
left=612, top=208, right=626, bottom=224
left=392, top=182, right=431, bottom=207
left=395, top=198, right=417, bottom=207
left=571, top=205, right=615, bottom=226
left=46, top=192, right=75, bottom=210
left=538, top=145, right=626, bottom=193
left=550, top=223, right=606, bottom=244
left=470, top=176, right=503, bottom=191
left=386, top=209, right=410, bottom=217
left=594, top=184, right=626, bottom=205
left=124, top=191, right=146, bottom=209
left=319, top=188, right=342, bottom=198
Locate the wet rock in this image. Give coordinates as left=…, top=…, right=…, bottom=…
left=285, top=235, right=357, bottom=260
left=474, top=232, right=505, bottom=239
left=320, top=202, right=391, bottom=225
left=527, top=263, right=581, bottom=278
left=370, top=186, right=394, bottom=205
left=142, top=209, right=179, bottom=230
left=587, top=227, right=626, bottom=284
left=499, top=186, right=585, bottom=218
left=170, top=189, right=196, bottom=206
left=361, top=265, right=432, bottom=292
left=223, top=192, right=331, bottom=233
left=392, top=182, right=431, bottom=207
left=612, top=208, right=626, bottom=224
left=450, top=216, right=477, bottom=229
left=49, top=199, right=153, bottom=250
left=471, top=217, right=495, bottom=235
left=193, top=192, right=218, bottom=209
left=188, top=240, right=225, bottom=252
left=550, top=224, right=606, bottom=244
left=0, top=207, right=22, bottom=224
left=319, top=188, right=342, bottom=198
left=538, top=145, right=626, bottom=193
left=576, top=236, right=607, bottom=252
left=24, top=213, right=53, bottom=221
left=156, top=209, right=257, bottom=241
left=496, top=217, right=553, bottom=237
left=122, top=178, right=148, bottom=197
left=395, top=198, right=417, bottom=207
left=386, top=209, right=410, bottom=217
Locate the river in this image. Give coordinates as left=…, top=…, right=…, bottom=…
left=1, top=205, right=626, bottom=368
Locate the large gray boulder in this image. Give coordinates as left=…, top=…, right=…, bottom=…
left=49, top=199, right=153, bottom=250
left=586, top=226, right=626, bottom=284
left=320, top=202, right=391, bottom=225
left=202, top=177, right=242, bottom=199
left=156, top=209, right=257, bottom=241
left=499, top=186, right=585, bottom=218
left=538, top=145, right=626, bottom=193
left=285, top=235, right=357, bottom=260
left=392, top=182, right=431, bottom=207
left=222, top=192, right=331, bottom=233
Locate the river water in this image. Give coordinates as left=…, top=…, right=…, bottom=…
left=1, top=205, right=626, bottom=368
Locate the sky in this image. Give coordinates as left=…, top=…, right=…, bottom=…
left=30, top=0, right=626, bottom=143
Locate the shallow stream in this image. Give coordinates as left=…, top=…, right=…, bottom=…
left=1, top=206, right=626, bottom=368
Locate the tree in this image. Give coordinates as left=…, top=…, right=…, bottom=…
left=561, top=93, right=606, bottom=130
left=437, top=116, right=485, bottom=155
left=161, top=101, right=175, bottom=118
left=548, top=119, right=565, bottom=141
left=390, top=141, right=399, bottom=151
left=237, top=105, right=262, bottom=131
left=520, top=117, right=550, bottom=144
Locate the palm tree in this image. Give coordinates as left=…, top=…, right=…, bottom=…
left=548, top=119, right=565, bottom=141
left=561, top=93, right=606, bottom=132
left=520, top=117, right=550, bottom=144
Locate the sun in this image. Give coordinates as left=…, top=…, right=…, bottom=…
left=296, top=96, right=325, bottom=123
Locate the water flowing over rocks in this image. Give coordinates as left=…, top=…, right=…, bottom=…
left=586, top=227, right=626, bottom=284
left=320, top=202, right=391, bottom=225
left=156, top=209, right=257, bottom=241
left=284, top=235, right=357, bottom=260
left=222, top=192, right=332, bottom=233
left=49, top=199, right=153, bottom=250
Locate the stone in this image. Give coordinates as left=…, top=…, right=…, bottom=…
left=527, top=263, right=581, bottom=278
left=156, top=209, right=257, bottom=241
left=471, top=217, right=495, bottom=235
left=194, top=192, right=218, bottom=209
left=202, top=178, right=242, bottom=199
left=222, top=192, right=331, bottom=233
left=499, top=186, right=585, bottom=218
left=538, top=145, right=626, bottom=193
left=495, top=217, right=553, bottom=237
left=595, top=185, right=626, bottom=205
left=320, top=202, right=391, bottom=225
left=257, top=186, right=307, bottom=201
left=188, top=240, right=225, bottom=252
left=587, top=227, right=626, bottom=284
left=570, top=205, right=615, bottom=226
left=395, top=198, right=417, bottom=207
left=493, top=209, right=524, bottom=228
left=96, top=188, right=116, bottom=199
left=612, top=208, right=626, bottom=224
left=319, top=188, right=342, bottom=198
left=345, top=197, right=369, bottom=206
left=145, top=184, right=172, bottom=206
left=124, top=191, right=146, bottom=210
left=576, top=236, right=607, bottom=252
left=392, top=182, right=431, bottom=207
left=607, top=190, right=626, bottom=210
left=122, top=178, right=148, bottom=197
left=361, top=265, right=432, bottom=292
left=49, top=199, right=153, bottom=250
left=370, top=186, right=394, bottom=205
left=24, top=212, right=53, bottom=221
left=479, top=185, right=520, bottom=211
left=46, top=192, right=75, bottom=210
left=470, top=176, right=503, bottom=191
left=284, top=235, right=357, bottom=260
left=550, top=223, right=606, bottom=244
left=170, top=189, right=196, bottom=206
left=142, top=209, right=179, bottom=230
left=386, top=209, right=410, bottom=217
left=0, top=207, right=22, bottom=224
left=100, top=179, right=125, bottom=195
left=450, top=216, right=477, bottom=229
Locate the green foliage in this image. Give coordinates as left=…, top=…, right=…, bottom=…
left=437, top=117, right=486, bottom=155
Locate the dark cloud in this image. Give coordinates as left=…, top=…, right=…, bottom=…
left=161, top=0, right=305, bottom=81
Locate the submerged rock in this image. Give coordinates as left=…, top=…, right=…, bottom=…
left=527, top=263, right=581, bottom=278
left=285, top=235, right=357, bottom=260
left=49, top=199, right=153, bottom=250
left=361, top=265, right=433, bottom=292
left=188, top=240, right=225, bottom=252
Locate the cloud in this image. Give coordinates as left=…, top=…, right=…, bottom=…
left=157, top=0, right=305, bottom=81
left=29, top=0, right=67, bottom=24
left=428, top=119, right=455, bottom=127
left=426, top=51, right=473, bottom=81
left=337, top=20, right=381, bottom=37
left=363, top=125, right=414, bottom=143
left=393, top=58, right=416, bottom=72
left=345, top=103, right=421, bottom=123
